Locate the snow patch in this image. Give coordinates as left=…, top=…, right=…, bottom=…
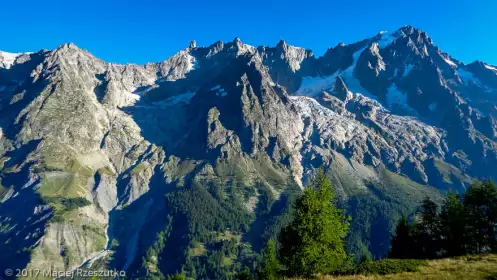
left=288, top=96, right=335, bottom=117
left=211, top=85, right=227, bottom=97
left=349, top=92, right=388, bottom=112
left=131, top=93, right=141, bottom=101
left=340, top=47, right=378, bottom=100
left=289, top=96, right=364, bottom=144
left=377, top=31, right=399, bottom=48
left=296, top=73, right=338, bottom=96
left=186, top=54, right=198, bottom=72
left=458, top=68, right=483, bottom=87
left=0, top=51, right=22, bottom=69
left=155, top=92, right=196, bottom=106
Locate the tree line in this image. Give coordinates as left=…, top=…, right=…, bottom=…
left=247, top=175, right=497, bottom=279
left=167, top=173, right=497, bottom=279
left=389, top=180, right=497, bottom=259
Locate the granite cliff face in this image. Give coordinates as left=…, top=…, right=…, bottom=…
left=0, top=26, right=496, bottom=276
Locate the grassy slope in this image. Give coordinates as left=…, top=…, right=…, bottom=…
left=331, top=162, right=444, bottom=260
left=312, top=255, right=497, bottom=280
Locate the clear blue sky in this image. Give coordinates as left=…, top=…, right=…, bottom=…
left=2, top=0, right=496, bottom=65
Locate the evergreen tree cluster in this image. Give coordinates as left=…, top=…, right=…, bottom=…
left=389, top=180, right=497, bottom=259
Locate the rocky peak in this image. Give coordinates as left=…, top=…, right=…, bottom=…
left=332, top=76, right=352, bottom=102
left=231, top=37, right=256, bottom=56
left=189, top=40, right=197, bottom=49
left=397, top=25, right=432, bottom=43
left=273, top=40, right=312, bottom=72
left=201, top=40, right=225, bottom=57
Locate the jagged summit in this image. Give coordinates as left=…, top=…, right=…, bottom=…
left=0, top=26, right=447, bottom=69
left=189, top=40, right=197, bottom=49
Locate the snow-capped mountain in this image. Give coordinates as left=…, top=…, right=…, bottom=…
left=0, top=26, right=496, bottom=277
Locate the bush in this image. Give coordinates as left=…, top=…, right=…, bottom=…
left=167, top=273, right=187, bottom=280
left=41, top=196, right=91, bottom=222
left=339, top=259, right=427, bottom=276
left=42, top=196, right=91, bottom=211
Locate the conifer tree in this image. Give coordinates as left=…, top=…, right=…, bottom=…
left=439, top=191, right=467, bottom=256
left=464, top=180, right=497, bottom=253
left=278, top=170, right=349, bottom=277
left=413, top=197, right=440, bottom=258
left=389, top=214, right=414, bottom=258
left=258, top=240, right=281, bottom=280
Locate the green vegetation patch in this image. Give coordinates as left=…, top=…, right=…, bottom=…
left=434, top=159, right=472, bottom=185
left=97, top=166, right=116, bottom=176
left=0, top=157, right=8, bottom=170
left=41, top=196, right=91, bottom=222
left=216, top=231, right=242, bottom=243
left=252, top=156, right=287, bottom=190
left=36, top=170, right=92, bottom=223
left=340, top=259, right=427, bottom=276
left=214, top=155, right=248, bottom=183
left=37, top=172, right=88, bottom=198
left=377, top=167, right=441, bottom=203
left=189, top=243, right=207, bottom=257
left=222, top=256, right=233, bottom=267
left=130, top=162, right=149, bottom=174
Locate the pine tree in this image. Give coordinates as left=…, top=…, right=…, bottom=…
left=463, top=180, right=497, bottom=253
left=439, top=191, right=467, bottom=256
left=389, top=214, right=414, bottom=258
left=236, top=267, right=254, bottom=280
left=412, top=197, right=441, bottom=258
left=278, top=170, right=349, bottom=277
left=258, top=240, right=281, bottom=280
left=167, top=273, right=187, bottom=280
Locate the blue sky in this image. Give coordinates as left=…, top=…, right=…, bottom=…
left=2, top=0, right=496, bottom=65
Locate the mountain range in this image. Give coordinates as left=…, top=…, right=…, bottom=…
left=1, top=25, right=496, bottom=278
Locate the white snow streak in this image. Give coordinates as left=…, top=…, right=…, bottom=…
left=484, top=64, right=497, bottom=73
left=441, top=55, right=457, bottom=68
